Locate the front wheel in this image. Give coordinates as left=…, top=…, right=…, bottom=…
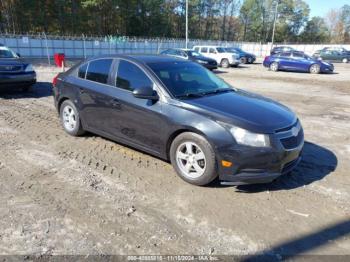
left=309, top=64, right=320, bottom=74
left=170, top=132, right=217, bottom=186
left=220, top=59, right=230, bottom=68
left=240, top=57, right=247, bottom=64
left=60, top=100, right=85, bottom=136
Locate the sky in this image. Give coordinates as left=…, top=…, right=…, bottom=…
left=306, top=0, right=350, bottom=17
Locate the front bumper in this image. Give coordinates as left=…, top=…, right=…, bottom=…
left=217, top=123, right=304, bottom=185
left=0, top=72, right=36, bottom=87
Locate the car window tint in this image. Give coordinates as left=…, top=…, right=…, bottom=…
left=293, top=52, right=303, bottom=58
left=78, top=63, right=88, bottom=79
left=280, top=52, right=291, bottom=57
left=116, top=60, right=153, bottom=91
left=209, top=48, right=216, bottom=54
left=201, top=47, right=208, bottom=53
left=194, top=47, right=200, bottom=52
left=86, top=59, right=113, bottom=84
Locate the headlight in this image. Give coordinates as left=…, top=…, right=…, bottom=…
left=196, top=60, right=208, bottom=64
left=25, top=64, right=34, bottom=72
left=229, top=126, right=270, bottom=147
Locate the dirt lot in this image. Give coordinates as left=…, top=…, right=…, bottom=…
left=0, top=60, right=350, bottom=258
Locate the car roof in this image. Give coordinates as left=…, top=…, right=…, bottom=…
left=85, top=54, right=188, bottom=64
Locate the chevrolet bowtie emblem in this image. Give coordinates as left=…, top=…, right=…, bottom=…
left=291, top=126, right=299, bottom=137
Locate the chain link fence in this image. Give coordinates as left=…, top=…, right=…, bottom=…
left=1, top=33, right=350, bottom=62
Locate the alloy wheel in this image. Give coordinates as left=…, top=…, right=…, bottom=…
left=62, top=105, right=77, bottom=132
left=176, top=142, right=206, bottom=179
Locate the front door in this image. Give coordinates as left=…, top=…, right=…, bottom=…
left=104, top=59, right=165, bottom=154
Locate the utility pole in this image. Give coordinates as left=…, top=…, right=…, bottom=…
left=185, top=0, right=188, bottom=49
left=271, top=0, right=279, bottom=51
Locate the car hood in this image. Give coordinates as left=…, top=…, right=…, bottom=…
left=0, top=58, right=28, bottom=66
left=180, top=90, right=296, bottom=133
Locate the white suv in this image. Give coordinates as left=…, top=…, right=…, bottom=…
left=193, top=46, right=240, bottom=68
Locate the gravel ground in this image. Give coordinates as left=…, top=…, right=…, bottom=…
left=0, top=59, right=349, bottom=258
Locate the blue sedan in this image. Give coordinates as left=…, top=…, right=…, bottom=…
left=263, top=51, right=334, bottom=74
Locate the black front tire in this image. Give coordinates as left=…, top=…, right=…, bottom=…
left=170, top=132, right=217, bottom=186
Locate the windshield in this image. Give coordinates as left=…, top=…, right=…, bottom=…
left=0, top=47, right=18, bottom=58
left=187, top=51, right=201, bottom=57
left=216, top=47, right=226, bottom=53
left=147, top=61, right=233, bottom=98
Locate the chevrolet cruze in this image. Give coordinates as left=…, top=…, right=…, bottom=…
left=53, top=55, right=304, bottom=186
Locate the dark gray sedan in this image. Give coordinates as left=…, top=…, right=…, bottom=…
left=53, top=55, right=303, bottom=186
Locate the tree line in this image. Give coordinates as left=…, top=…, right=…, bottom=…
left=0, top=0, right=349, bottom=43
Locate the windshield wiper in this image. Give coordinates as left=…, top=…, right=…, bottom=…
left=176, top=92, right=204, bottom=99
left=200, top=88, right=234, bottom=96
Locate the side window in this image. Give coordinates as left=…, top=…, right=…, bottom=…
left=78, top=63, right=88, bottom=79
left=209, top=48, right=216, bottom=54
left=201, top=47, right=208, bottom=53
left=293, top=52, right=303, bottom=59
left=116, top=60, right=153, bottom=91
left=194, top=47, right=200, bottom=52
left=280, top=52, right=291, bottom=58
left=86, top=59, right=113, bottom=84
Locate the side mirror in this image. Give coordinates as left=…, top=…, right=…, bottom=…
left=133, top=86, right=159, bottom=101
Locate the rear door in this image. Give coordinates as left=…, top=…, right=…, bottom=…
left=73, top=58, right=116, bottom=133
left=277, top=52, right=293, bottom=70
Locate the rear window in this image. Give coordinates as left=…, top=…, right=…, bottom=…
left=86, top=59, right=113, bottom=84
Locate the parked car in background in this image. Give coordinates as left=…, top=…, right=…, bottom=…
left=313, top=49, right=350, bottom=63
left=0, top=44, right=36, bottom=91
left=160, top=48, right=217, bottom=70
left=315, top=47, right=350, bottom=55
left=270, top=46, right=295, bottom=56
left=225, top=47, right=256, bottom=64
left=53, top=55, right=303, bottom=186
left=263, top=51, right=334, bottom=74
left=193, top=46, right=240, bottom=68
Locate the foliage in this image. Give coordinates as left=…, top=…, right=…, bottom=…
left=0, top=0, right=349, bottom=43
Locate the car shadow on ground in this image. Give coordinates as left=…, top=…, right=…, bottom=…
left=242, top=219, right=350, bottom=261
left=210, top=141, right=337, bottom=192
left=0, top=82, right=52, bottom=99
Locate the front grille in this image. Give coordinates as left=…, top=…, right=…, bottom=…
left=280, top=128, right=304, bottom=149
left=209, top=61, right=217, bottom=65
left=0, top=65, right=23, bottom=73
left=275, top=120, right=298, bottom=133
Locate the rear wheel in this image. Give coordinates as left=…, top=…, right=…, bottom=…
left=220, top=59, right=230, bottom=68
left=270, top=62, right=279, bottom=72
left=170, top=132, right=217, bottom=186
left=309, top=64, right=320, bottom=74
left=60, top=100, right=85, bottom=136
left=342, top=58, right=348, bottom=63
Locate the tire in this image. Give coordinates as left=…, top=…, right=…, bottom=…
left=220, top=58, right=230, bottom=68
left=60, top=100, right=85, bottom=136
left=240, top=57, right=247, bottom=64
left=342, top=58, right=348, bottom=63
left=270, top=62, right=279, bottom=72
left=309, top=64, right=320, bottom=74
left=248, top=57, right=253, bottom=64
left=170, top=132, right=217, bottom=186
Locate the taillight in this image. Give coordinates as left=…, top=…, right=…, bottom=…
left=52, top=74, right=59, bottom=87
